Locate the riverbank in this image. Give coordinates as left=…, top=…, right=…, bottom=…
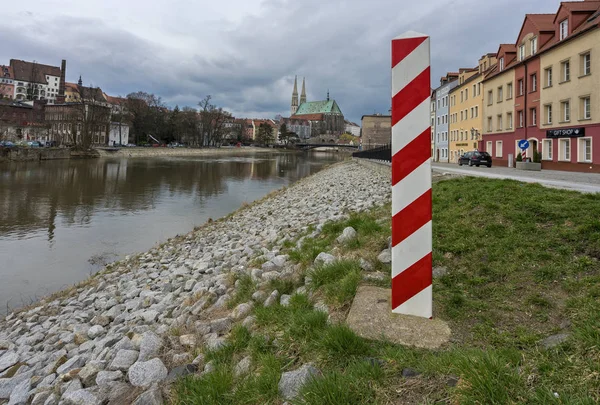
left=0, top=160, right=390, bottom=404
left=96, top=146, right=299, bottom=158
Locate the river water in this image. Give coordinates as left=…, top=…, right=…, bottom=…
left=0, top=151, right=343, bottom=313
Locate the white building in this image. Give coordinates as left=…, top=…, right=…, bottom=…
left=109, top=122, right=130, bottom=146
left=345, top=121, right=360, bottom=137
left=9, top=59, right=63, bottom=104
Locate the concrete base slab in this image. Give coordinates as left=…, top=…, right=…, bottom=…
left=346, top=286, right=451, bottom=349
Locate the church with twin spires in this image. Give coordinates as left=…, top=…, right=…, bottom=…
left=290, top=76, right=345, bottom=137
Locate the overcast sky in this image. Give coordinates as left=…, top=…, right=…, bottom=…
left=2, top=0, right=558, bottom=123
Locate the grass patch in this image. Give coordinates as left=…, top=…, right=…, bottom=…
left=308, top=260, right=362, bottom=307
left=227, top=274, right=256, bottom=309
left=172, top=177, right=600, bottom=404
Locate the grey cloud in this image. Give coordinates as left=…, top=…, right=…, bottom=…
left=2, top=0, right=559, bottom=122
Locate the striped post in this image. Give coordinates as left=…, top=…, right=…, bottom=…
left=391, top=31, right=432, bottom=318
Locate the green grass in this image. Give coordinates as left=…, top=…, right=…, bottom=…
left=172, top=177, right=600, bottom=404
left=227, top=274, right=256, bottom=309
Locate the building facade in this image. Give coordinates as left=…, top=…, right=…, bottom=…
left=434, top=73, right=459, bottom=162
left=0, top=66, right=14, bottom=100
left=449, top=55, right=497, bottom=162
left=482, top=1, right=600, bottom=172
left=361, top=114, right=391, bottom=149
left=345, top=121, right=361, bottom=137
left=280, top=117, right=311, bottom=140
left=431, top=91, right=436, bottom=158
left=9, top=59, right=64, bottom=104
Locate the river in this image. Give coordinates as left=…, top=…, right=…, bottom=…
left=0, top=151, right=343, bottom=313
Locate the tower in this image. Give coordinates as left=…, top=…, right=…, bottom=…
left=291, top=76, right=299, bottom=115
left=327, top=89, right=330, bottom=101
left=78, top=75, right=83, bottom=86
left=300, top=77, right=306, bottom=105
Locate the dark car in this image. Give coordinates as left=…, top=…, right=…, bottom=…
left=458, top=151, right=492, bottom=167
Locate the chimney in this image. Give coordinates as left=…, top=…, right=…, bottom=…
left=57, top=59, right=66, bottom=103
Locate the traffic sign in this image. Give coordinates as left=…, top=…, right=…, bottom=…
left=518, top=140, right=530, bottom=150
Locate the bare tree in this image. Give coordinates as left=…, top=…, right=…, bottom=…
left=198, top=95, right=231, bottom=147
left=69, top=85, right=111, bottom=149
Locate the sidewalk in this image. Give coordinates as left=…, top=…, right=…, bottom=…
left=431, top=162, right=600, bottom=193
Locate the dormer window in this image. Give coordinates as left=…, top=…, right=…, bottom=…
left=519, top=45, right=525, bottom=61
left=560, top=19, right=569, bottom=40
left=531, top=37, right=538, bottom=55
left=499, top=57, right=504, bottom=71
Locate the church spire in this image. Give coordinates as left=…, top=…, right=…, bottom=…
left=291, top=76, right=299, bottom=115
left=327, top=89, right=330, bottom=101
left=300, top=77, right=306, bottom=105
left=78, top=75, right=82, bottom=86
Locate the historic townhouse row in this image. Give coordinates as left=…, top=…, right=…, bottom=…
left=482, top=1, right=600, bottom=173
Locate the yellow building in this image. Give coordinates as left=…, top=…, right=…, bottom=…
left=448, top=54, right=497, bottom=162
left=539, top=9, right=600, bottom=170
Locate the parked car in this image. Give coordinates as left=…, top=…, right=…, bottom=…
left=126, top=143, right=137, bottom=147
left=45, top=141, right=58, bottom=147
left=0, top=141, right=15, bottom=148
left=27, top=141, right=41, bottom=148
left=458, top=151, right=492, bottom=167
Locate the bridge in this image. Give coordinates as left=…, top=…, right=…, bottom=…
left=295, top=143, right=359, bottom=150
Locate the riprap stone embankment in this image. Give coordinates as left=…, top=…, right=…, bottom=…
left=0, top=160, right=390, bottom=405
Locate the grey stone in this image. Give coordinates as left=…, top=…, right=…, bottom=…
left=210, top=318, right=232, bottom=335
left=204, top=334, right=226, bottom=351
left=251, top=291, right=266, bottom=303
left=61, top=388, right=103, bottom=405
left=166, top=364, right=197, bottom=382
left=261, top=261, right=276, bottom=272
left=377, top=249, right=391, bottom=264
left=95, top=370, right=123, bottom=385
left=364, top=272, right=387, bottom=282
left=336, top=227, right=357, bottom=244
left=433, top=266, right=448, bottom=278
left=43, top=393, right=59, bottom=405
left=278, top=363, right=321, bottom=400
left=37, top=374, right=56, bottom=388
left=63, top=378, right=83, bottom=395
left=204, top=361, right=215, bottom=374
left=242, top=315, right=256, bottom=330
left=192, top=354, right=205, bottom=368
left=261, top=271, right=280, bottom=281
left=79, top=361, right=104, bottom=387
left=264, top=290, right=280, bottom=307
left=231, top=303, right=253, bottom=320
left=138, top=332, right=162, bottom=362
left=359, top=258, right=373, bottom=272
left=56, top=356, right=85, bottom=375
left=7, top=378, right=30, bottom=405
left=402, top=368, right=421, bottom=378
left=172, top=353, right=190, bottom=365
left=108, top=350, right=138, bottom=371
left=127, top=358, right=168, bottom=388
left=314, top=252, right=335, bottom=266
left=131, top=386, right=163, bottom=405
left=540, top=333, right=570, bottom=349
left=87, top=326, right=105, bottom=340
left=31, top=391, right=52, bottom=405
left=0, top=371, right=33, bottom=400
left=280, top=295, right=292, bottom=307
left=141, top=310, right=159, bottom=323
left=272, top=255, right=288, bottom=267
left=234, top=356, right=251, bottom=377
left=179, top=335, right=197, bottom=348
left=0, top=352, right=19, bottom=373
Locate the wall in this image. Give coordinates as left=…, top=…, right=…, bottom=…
left=361, top=115, right=391, bottom=149
left=482, top=66, right=516, bottom=163
left=0, top=147, right=71, bottom=162
left=449, top=74, right=484, bottom=162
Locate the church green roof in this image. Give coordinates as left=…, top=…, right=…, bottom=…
left=295, top=100, right=343, bottom=116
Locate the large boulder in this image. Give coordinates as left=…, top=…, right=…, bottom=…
left=127, top=359, right=168, bottom=388
left=336, top=227, right=357, bottom=244
left=278, top=363, right=321, bottom=400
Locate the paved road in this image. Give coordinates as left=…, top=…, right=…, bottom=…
left=431, top=163, right=600, bottom=193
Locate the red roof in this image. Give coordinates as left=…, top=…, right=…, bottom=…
left=526, top=14, right=556, bottom=32
left=291, top=113, right=324, bottom=121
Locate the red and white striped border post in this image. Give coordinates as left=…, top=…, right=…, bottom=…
left=391, top=31, right=432, bottom=318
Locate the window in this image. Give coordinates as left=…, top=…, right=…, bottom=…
left=507, top=82, right=513, bottom=99
left=499, top=57, right=504, bottom=71
left=488, top=90, right=493, bottom=105
left=497, top=114, right=503, bottom=131
left=530, top=108, right=537, bottom=126
left=496, top=141, right=503, bottom=158
left=531, top=74, right=537, bottom=92
left=465, top=89, right=468, bottom=100
left=582, top=52, right=591, bottom=76
left=473, top=84, right=477, bottom=96
left=531, top=37, right=538, bottom=55
left=579, top=138, right=592, bottom=162
left=507, top=112, right=513, bottom=129
left=560, top=19, right=569, bottom=40
left=542, top=139, right=553, bottom=160
left=562, top=60, right=570, bottom=82
left=561, top=100, right=570, bottom=122
left=518, top=79, right=524, bottom=96
left=475, top=106, right=479, bottom=117
left=519, top=110, right=524, bottom=127
left=487, top=116, right=493, bottom=132
left=545, top=67, right=553, bottom=87
left=559, top=138, right=571, bottom=161
left=497, top=86, right=503, bottom=102
left=486, top=141, right=492, bottom=153
left=545, top=104, right=552, bottom=124
left=519, top=44, right=525, bottom=61
left=460, top=91, right=463, bottom=103
left=460, top=111, right=463, bottom=121
left=582, top=96, right=591, bottom=119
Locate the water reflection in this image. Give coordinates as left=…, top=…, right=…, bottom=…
left=0, top=151, right=342, bottom=312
